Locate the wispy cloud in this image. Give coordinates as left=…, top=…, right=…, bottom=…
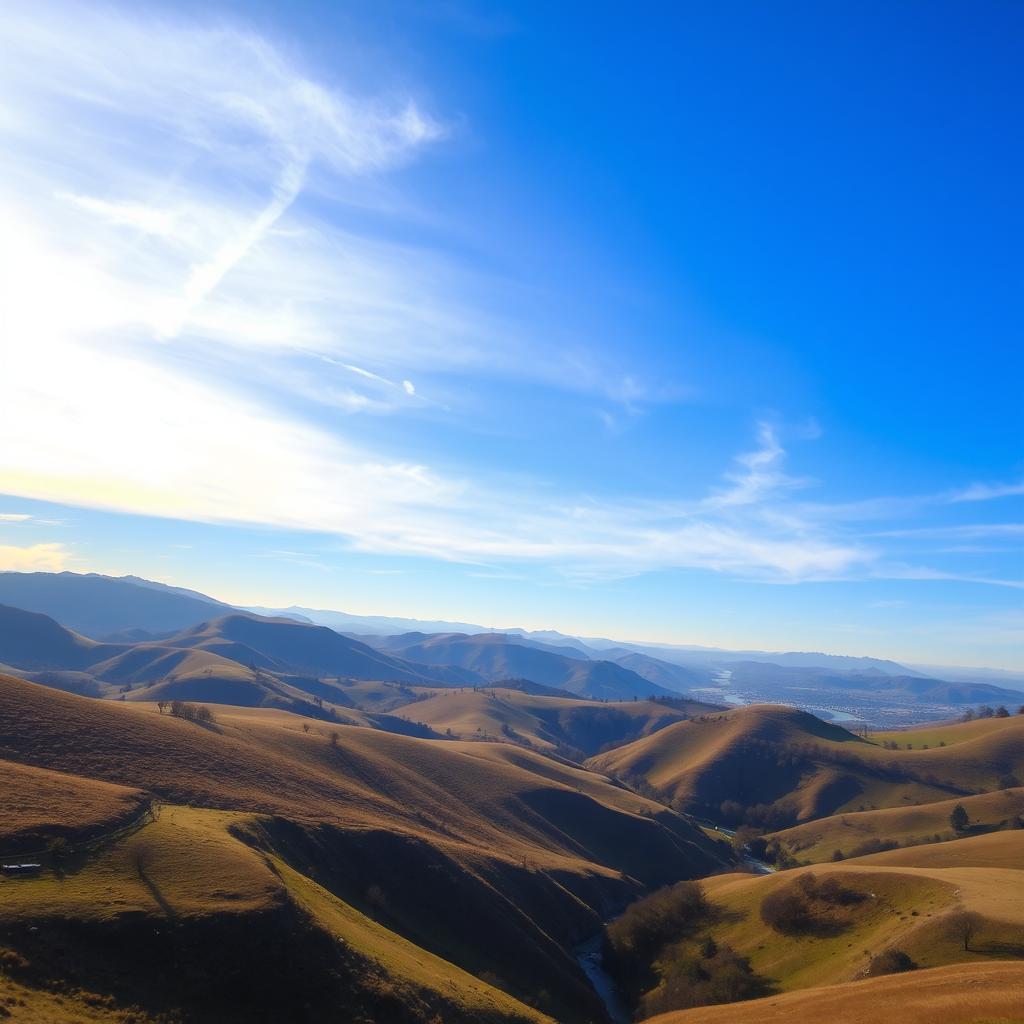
left=0, top=514, right=31, bottom=523
left=0, top=543, right=70, bottom=572
left=0, top=5, right=1018, bottom=595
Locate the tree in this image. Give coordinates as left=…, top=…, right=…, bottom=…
left=302, top=723, right=310, bottom=733
left=950, top=803, right=970, bottom=833
left=157, top=700, right=167, bottom=714
left=995, top=705, right=1010, bottom=718
left=945, top=909, right=983, bottom=951
left=329, top=730, right=340, bottom=747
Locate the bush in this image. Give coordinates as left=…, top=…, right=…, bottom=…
left=866, top=948, right=917, bottom=977
left=169, top=700, right=215, bottom=724
left=606, top=881, right=709, bottom=964
left=847, top=837, right=899, bottom=858
left=639, top=943, right=768, bottom=1016
left=760, top=873, right=865, bottom=935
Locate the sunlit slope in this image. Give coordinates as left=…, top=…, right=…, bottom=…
left=847, top=828, right=1024, bottom=870
left=588, top=704, right=1024, bottom=825
left=642, top=961, right=1024, bottom=1024
left=692, top=844, right=1024, bottom=997
left=395, top=686, right=712, bottom=756
left=0, top=759, right=148, bottom=853
left=767, top=787, right=1024, bottom=862
left=0, top=805, right=551, bottom=1024
left=0, top=674, right=723, bottom=1021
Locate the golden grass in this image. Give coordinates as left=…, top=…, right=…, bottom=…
left=768, top=788, right=1024, bottom=862
left=872, top=716, right=1023, bottom=749
left=0, top=673, right=721, bottom=1023
left=0, top=760, right=147, bottom=852
left=642, top=961, right=1024, bottom=1024
left=692, top=844, right=1024, bottom=998
left=396, top=687, right=695, bottom=755
left=588, top=705, right=1024, bottom=824
left=0, top=806, right=279, bottom=922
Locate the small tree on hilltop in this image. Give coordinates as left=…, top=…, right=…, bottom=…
left=995, top=705, right=1009, bottom=718
left=950, top=803, right=970, bottom=833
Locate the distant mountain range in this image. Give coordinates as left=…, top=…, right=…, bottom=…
left=0, top=572, right=1019, bottom=715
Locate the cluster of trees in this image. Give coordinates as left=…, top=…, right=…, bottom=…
left=157, top=700, right=215, bottom=724
left=760, top=873, right=866, bottom=936
left=961, top=705, right=1017, bottom=721
left=603, top=881, right=768, bottom=1016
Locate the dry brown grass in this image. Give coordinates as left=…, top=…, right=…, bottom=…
left=642, top=960, right=1024, bottom=1024
left=391, top=686, right=701, bottom=756
left=0, top=760, right=147, bottom=854
left=588, top=704, right=1024, bottom=826
left=768, top=788, right=1024, bottom=862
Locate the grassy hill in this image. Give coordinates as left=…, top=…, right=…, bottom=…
left=393, top=687, right=717, bottom=758
left=767, top=787, right=1024, bottom=863
left=641, top=961, right=1024, bottom=1024
left=0, top=673, right=724, bottom=1022
left=0, top=759, right=149, bottom=854
left=587, top=704, right=1024, bottom=828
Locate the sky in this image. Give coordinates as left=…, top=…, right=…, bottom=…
left=0, top=1, right=1021, bottom=668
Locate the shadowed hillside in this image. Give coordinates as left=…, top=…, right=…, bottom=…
left=393, top=687, right=719, bottom=757
left=588, top=704, right=1024, bottom=828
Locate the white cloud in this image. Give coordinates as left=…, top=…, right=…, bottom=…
left=0, top=514, right=31, bottom=522
left=0, top=543, right=70, bottom=572
left=402, top=379, right=416, bottom=396
left=951, top=480, right=1024, bottom=503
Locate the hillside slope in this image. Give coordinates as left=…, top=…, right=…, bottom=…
left=0, top=673, right=724, bottom=1022
left=588, top=704, right=1024, bottom=828
left=767, top=787, right=1024, bottom=862
left=395, top=687, right=716, bottom=757
left=642, top=961, right=1024, bottom=1024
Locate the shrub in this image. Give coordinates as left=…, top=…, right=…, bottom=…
left=606, top=881, right=709, bottom=964
left=639, top=943, right=768, bottom=1016
left=760, top=873, right=865, bottom=935
left=848, top=836, right=899, bottom=858
left=866, top=948, right=917, bottom=976
left=169, top=700, right=215, bottom=724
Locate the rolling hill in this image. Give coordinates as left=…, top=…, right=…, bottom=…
left=642, top=961, right=1024, bottom=1024
left=0, top=673, right=725, bottom=1022
left=393, top=687, right=719, bottom=758
left=587, top=704, right=1024, bottom=828
left=766, top=787, right=1024, bottom=863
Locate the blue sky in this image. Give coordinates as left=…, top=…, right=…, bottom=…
left=0, top=1, right=1021, bottom=667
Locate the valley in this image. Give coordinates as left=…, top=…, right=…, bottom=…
left=0, top=572, right=1021, bottom=1022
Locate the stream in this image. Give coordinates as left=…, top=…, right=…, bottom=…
left=574, top=822, right=774, bottom=1022
left=574, top=931, right=630, bottom=1024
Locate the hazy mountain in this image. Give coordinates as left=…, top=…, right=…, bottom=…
left=0, top=572, right=228, bottom=639
left=166, top=614, right=461, bottom=686
left=245, top=604, right=489, bottom=635
left=368, top=632, right=677, bottom=700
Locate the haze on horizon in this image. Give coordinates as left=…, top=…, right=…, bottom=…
left=1, top=1, right=1021, bottom=670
